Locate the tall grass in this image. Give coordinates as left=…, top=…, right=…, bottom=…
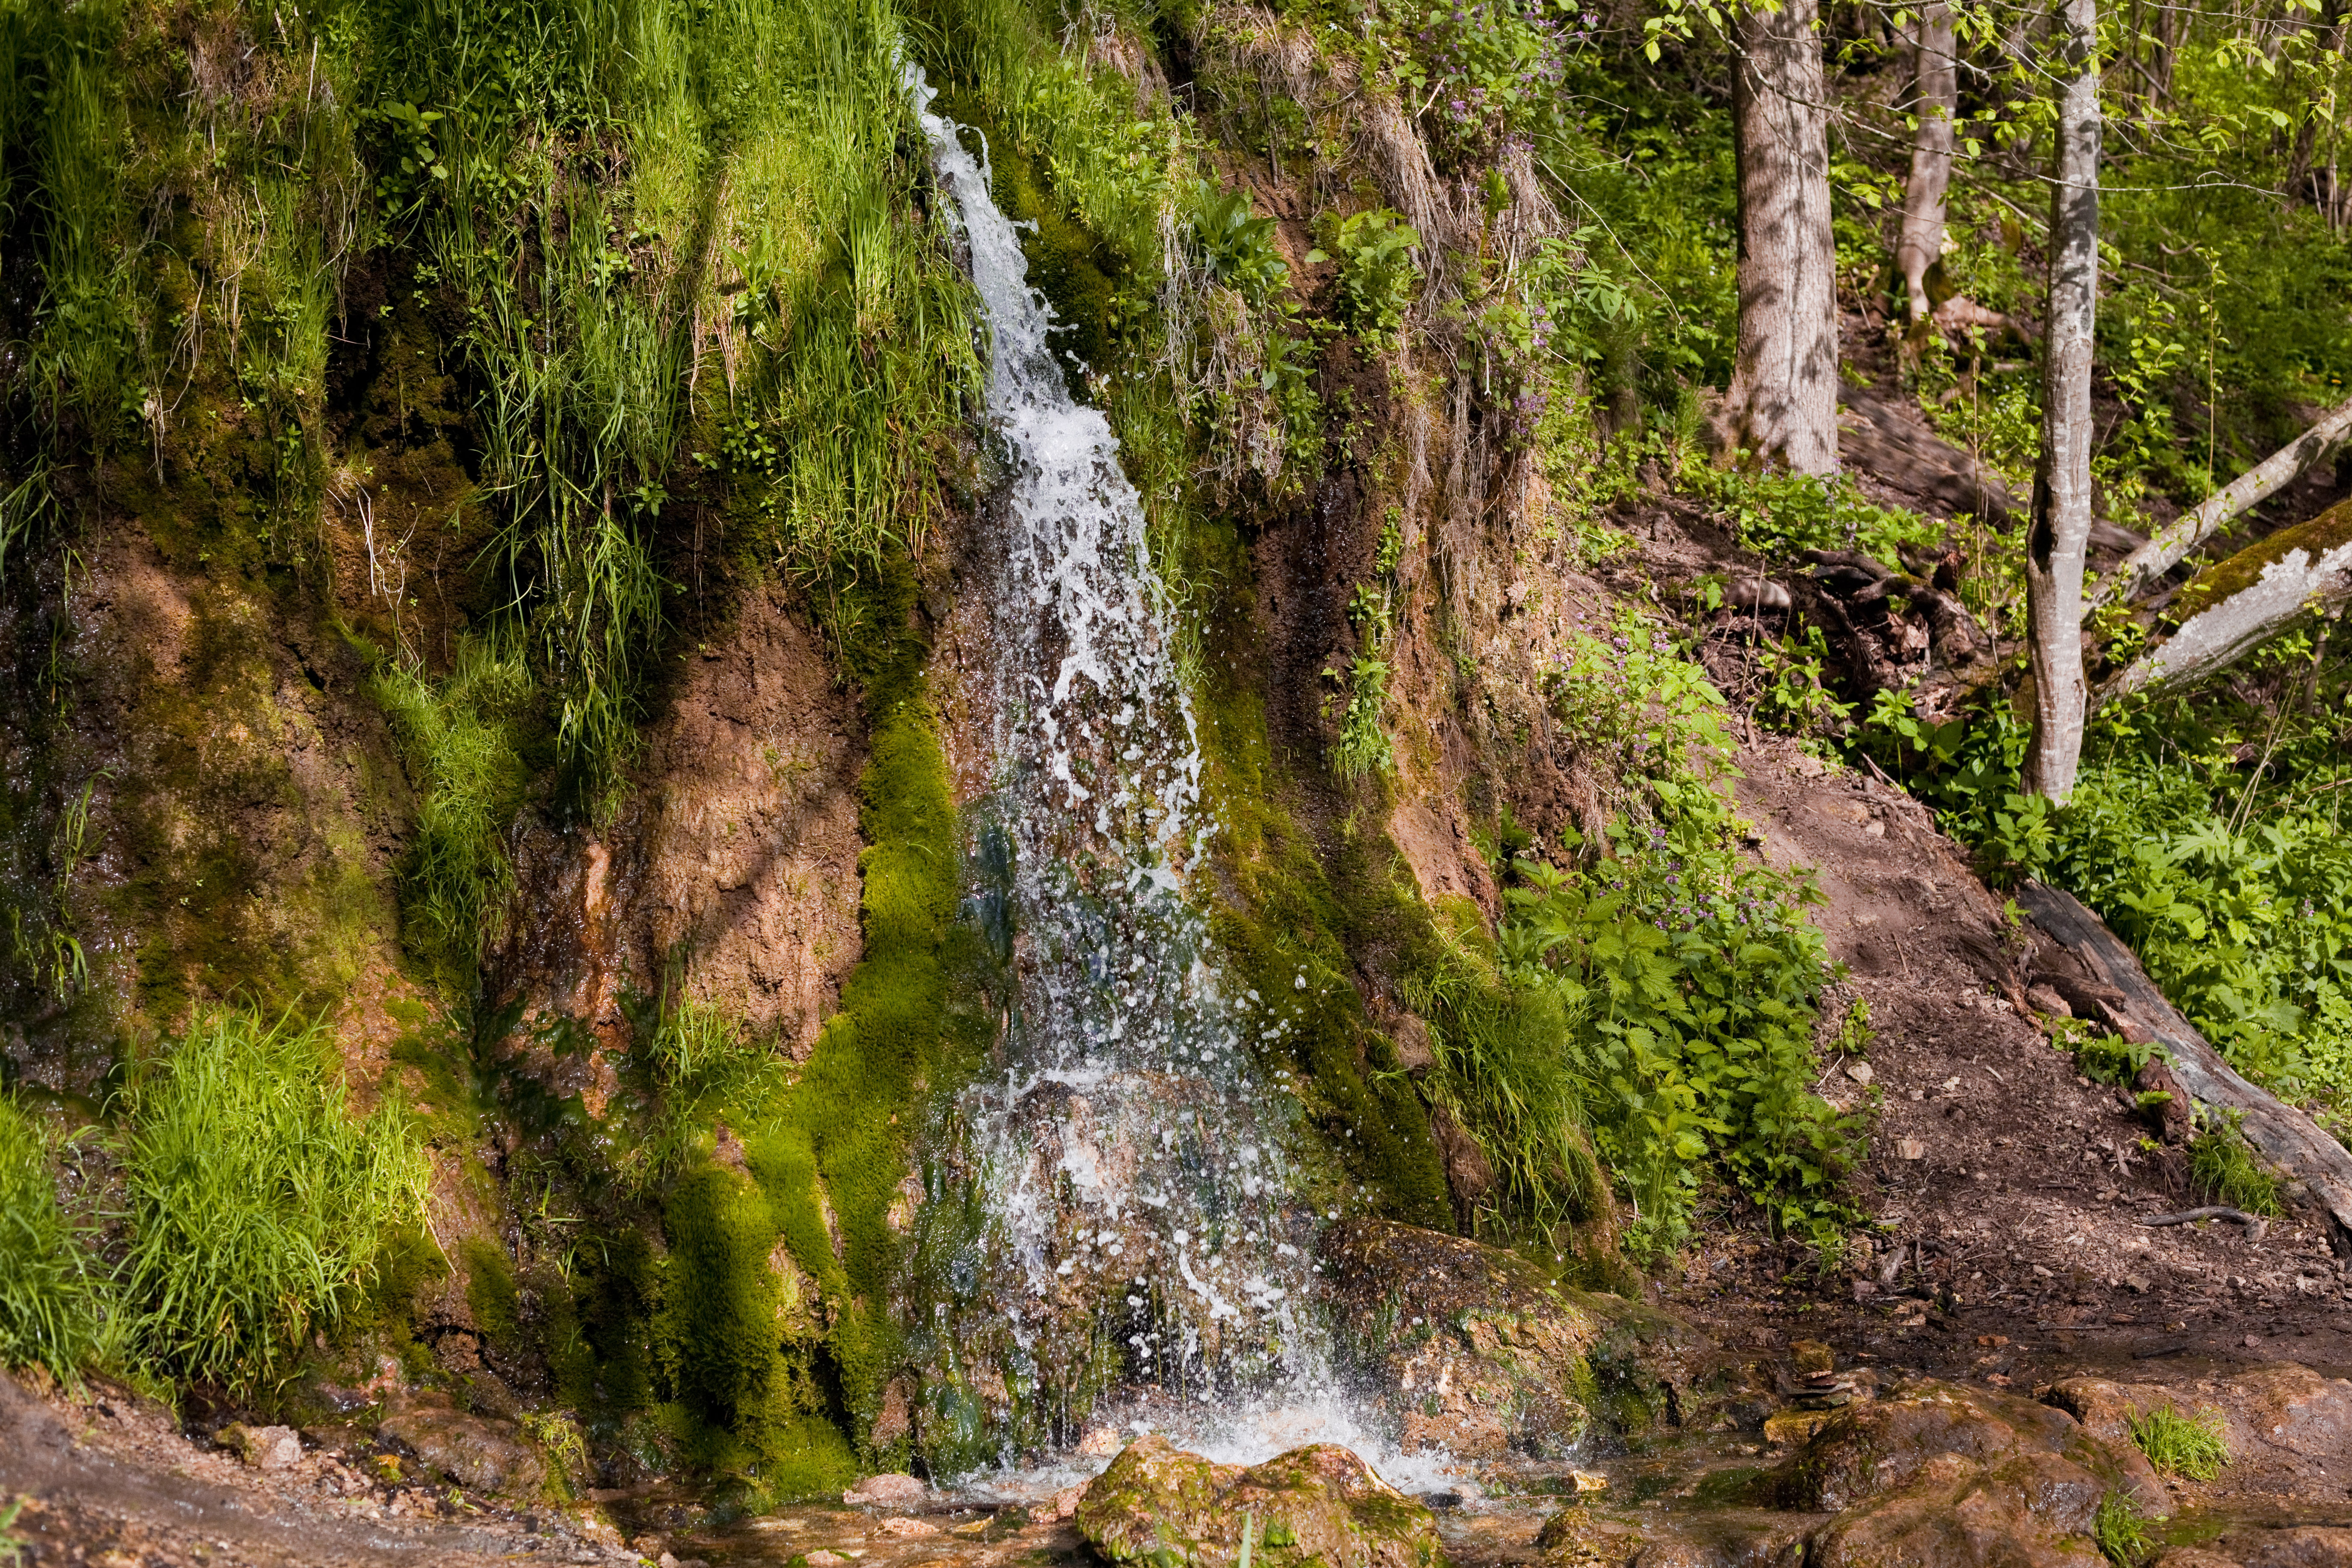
left=0, top=0, right=133, bottom=443
left=372, top=636, right=534, bottom=983
left=0, top=1096, right=91, bottom=1381
left=357, top=0, right=979, bottom=812
left=111, top=1010, right=428, bottom=1396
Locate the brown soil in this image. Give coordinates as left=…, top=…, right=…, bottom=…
left=496, top=578, right=867, bottom=1075
left=1667, top=730, right=2352, bottom=1403
left=0, top=1370, right=636, bottom=1567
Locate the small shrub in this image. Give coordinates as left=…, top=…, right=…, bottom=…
left=111, top=1010, right=429, bottom=1396
left=1192, top=183, right=1289, bottom=304
left=1315, top=209, right=1419, bottom=344
left=2128, top=1405, right=2229, bottom=1480
left=2187, top=1112, right=2282, bottom=1217
left=0, top=1097, right=91, bottom=1382
left=1328, top=655, right=1394, bottom=780
left=1542, top=613, right=1736, bottom=829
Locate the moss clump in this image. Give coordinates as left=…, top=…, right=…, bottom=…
left=2171, top=497, right=2352, bottom=621
left=659, top=1156, right=857, bottom=1503
left=461, top=1235, right=521, bottom=1346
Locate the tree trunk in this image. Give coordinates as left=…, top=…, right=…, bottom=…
left=1728, top=0, right=1840, bottom=475
left=2093, top=393, right=2352, bottom=606
left=1896, top=2, right=1958, bottom=325
left=2019, top=884, right=2352, bottom=1254
left=2021, top=0, right=2102, bottom=802
left=2099, top=500, right=2352, bottom=706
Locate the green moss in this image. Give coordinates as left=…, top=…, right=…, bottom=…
left=2172, top=497, right=2352, bottom=621
left=461, top=1235, right=521, bottom=1346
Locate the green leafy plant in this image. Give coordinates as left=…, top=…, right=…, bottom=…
left=2127, top=1405, right=2229, bottom=1481
left=1542, top=613, right=1737, bottom=829
left=1328, top=655, right=1395, bottom=780
left=1483, top=834, right=1861, bottom=1256
left=1313, top=209, right=1420, bottom=345
left=0, top=1097, right=91, bottom=1382
left=1192, top=183, right=1290, bottom=303
left=110, top=1010, right=429, bottom=1396
left=1753, top=626, right=1853, bottom=738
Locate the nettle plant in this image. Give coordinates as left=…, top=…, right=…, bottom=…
left=1499, top=614, right=1868, bottom=1255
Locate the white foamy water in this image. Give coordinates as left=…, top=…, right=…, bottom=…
left=906, top=72, right=1467, bottom=1498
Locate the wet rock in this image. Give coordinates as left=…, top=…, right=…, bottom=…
left=874, top=1516, right=940, bottom=1538
left=1535, top=1500, right=1812, bottom=1567
left=2049, top=1363, right=2352, bottom=1485
left=1778, top=1376, right=2165, bottom=1516
left=1322, top=1219, right=1716, bottom=1456
left=375, top=1394, right=545, bottom=1497
left=844, top=1471, right=929, bottom=1509
left=1808, top=1450, right=2110, bottom=1566
left=215, top=1423, right=302, bottom=1470
left=1075, top=1435, right=1441, bottom=1568
left=2162, top=1524, right=2352, bottom=1564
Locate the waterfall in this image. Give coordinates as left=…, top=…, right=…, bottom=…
left=906, top=73, right=1420, bottom=1476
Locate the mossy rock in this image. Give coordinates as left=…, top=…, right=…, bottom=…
left=1076, top=1435, right=1445, bottom=1568
left=1320, top=1219, right=1716, bottom=1457
left=1775, top=1376, right=2167, bottom=1518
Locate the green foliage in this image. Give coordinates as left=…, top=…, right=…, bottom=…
left=2187, top=1111, right=2283, bottom=1218
left=0, top=1097, right=91, bottom=1381
left=2127, top=1405, right=2230, bottom=1481
left=1315, top=209, right=1419, bottom=345
left=1193, top=184, right=1290, bottom=304
left=1385, top=0, right=1567, bottom=164
left=371, top=639, right=534, bottom=986
left=1753, top=626, right=1854, bottom=739
left=361, top=0, right=981, bottom=811
left=1328, top=655, right=1395, bottom=780
left=1691, top=467, right=1944, bottom=575
left=110, top=1010, right=428, bottom=1397
left=1490, top=834, right=1862, bottom=1257
left=2094, top=1489, right=2155, bottom=1567
left=1542, top=613, right=1735, bottom=829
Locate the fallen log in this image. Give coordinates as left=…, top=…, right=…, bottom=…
left=2098, top=499, right=2352, bottom=707
left=1837, top=387, right=2023, bottom=526
left=2095, top=394, right=2352, bottom=607
left=2018, top=882, right=2352, bottom=1255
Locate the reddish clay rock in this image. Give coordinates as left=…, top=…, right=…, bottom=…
left=1076, top=1435, right=1442, bottom=1568
left=1780, top=1376, right=2166, bottom=1516
left=2049, top=1362, right=2352, bottom=1490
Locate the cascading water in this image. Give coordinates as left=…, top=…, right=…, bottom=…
left=906, top=74, right=1453, bottom=1488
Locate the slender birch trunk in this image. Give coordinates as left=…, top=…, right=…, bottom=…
left=1896, top=2, right=1958, bottom=325
left=1728, top=0, right=1841, bottom=474
left=2021, top=0, right=2102, bottom=802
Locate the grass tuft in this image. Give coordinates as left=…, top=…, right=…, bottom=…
left=2092, top=1489, right=2155, bottom=1566
left=2187, top=1111, right=2284, bottom=1218
left=0, top=1096, right=92, bottom=1382
left=2128, top=1405, right=2230, bottom=1481
left=111, top=1010, right=430, bottom=1397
